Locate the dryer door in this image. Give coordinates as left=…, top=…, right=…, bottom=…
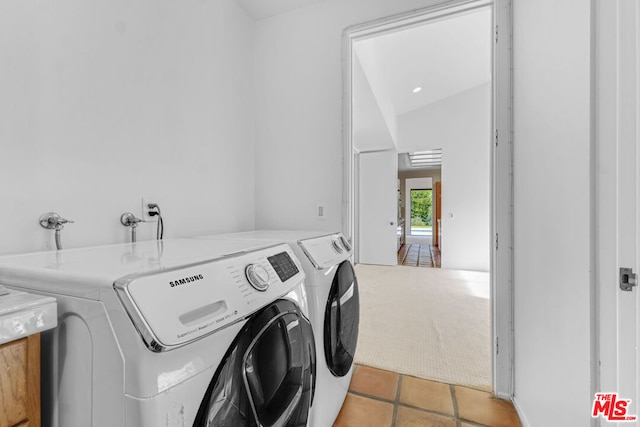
left=324, top=260, right=360, bottom=377
left=193, top=299, right=315, bottom=427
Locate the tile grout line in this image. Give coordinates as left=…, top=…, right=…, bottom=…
left=391, top=374, right=403, bottom=427
left=450, top=385, right=462, bottom=427
left=349, top=387, right=461, bottom=420
left=459, top=422, right=491, bottom=427
left=345, top=365, right=517, bottom=427
left=347, top=390, right=396, bottom=404
left=351, top=371, right=461, bottom=421
left=396, top=401, right=459, bottom=420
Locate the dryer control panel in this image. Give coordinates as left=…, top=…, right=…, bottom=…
left=114, top=244, right=305, bottom=352
left=298, top=233, right=352, bottom=270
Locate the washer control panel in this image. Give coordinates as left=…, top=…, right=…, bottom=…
left=114, top=244, right=305, bottom=352
left=331, top=237, right=344, bottom=254
left=267, top=251, right=299, bottom=282
left=298, top=232, right=352, bottom=270
left=245, top=264, right=270, bottom=291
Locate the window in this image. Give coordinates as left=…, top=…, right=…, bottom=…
left=410, top=189, right=433, bottom=236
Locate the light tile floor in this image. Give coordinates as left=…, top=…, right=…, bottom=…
left=334, top=365, right=522, bottom=427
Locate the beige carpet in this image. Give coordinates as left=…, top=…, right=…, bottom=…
left=354, top=264, right=492, bottom=391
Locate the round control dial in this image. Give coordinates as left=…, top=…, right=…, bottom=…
left=245, top=264, right=270, bottom=291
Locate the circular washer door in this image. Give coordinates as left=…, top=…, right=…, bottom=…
left=193, top=299, right=316, bottom=427
left=324, top=260, right=360, bottom=377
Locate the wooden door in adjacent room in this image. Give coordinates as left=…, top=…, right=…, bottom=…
left=434, top=181, right=442, bottom=247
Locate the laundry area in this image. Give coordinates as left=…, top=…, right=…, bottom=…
left=0, top=0, right=635, bottom=427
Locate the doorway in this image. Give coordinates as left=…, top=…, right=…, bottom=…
left=343, top=0, right=513, bottom=398
left=410, top=189, right=432, bottom=237
left=400, top=176, right=441, bottom=267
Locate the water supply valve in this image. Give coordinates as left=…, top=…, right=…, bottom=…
left=39, top=212, right=74, bottom=250
left=39, top=212, right=74, bottom=230
left=121, top=212, right=143, bottom=243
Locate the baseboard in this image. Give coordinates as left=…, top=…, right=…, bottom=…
left=494, top=390, right=511, bottom=400
left=511, top=396, right=531, bottom=427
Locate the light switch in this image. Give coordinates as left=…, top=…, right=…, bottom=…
left=317, top=203, right=326, bottom=220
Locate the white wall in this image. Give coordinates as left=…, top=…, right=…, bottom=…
left=399, top=169, right=442, bottom=186
left=512, top=0, right=593, bottom=425
left=399, top=84, right=490, bottom=271
left=0, top=0, right=256, bottom=255
left=252, top=0, right=447, bottom=232
left=353, top=41, right=398, bottom=146
left=353, top=54, right=395, bottom=152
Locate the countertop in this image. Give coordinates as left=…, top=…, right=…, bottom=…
left=0, top=286, right=57, bottom=345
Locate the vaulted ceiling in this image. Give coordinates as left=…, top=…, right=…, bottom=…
left=354, top=8, right=491, bottom=119
left=234, top=1, right=491, bottom=172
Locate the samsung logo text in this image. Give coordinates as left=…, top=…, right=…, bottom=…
left=170, top=274, right=204, bottom=288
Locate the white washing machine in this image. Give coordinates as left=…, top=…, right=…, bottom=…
left=196, top=231, right=359, bottom=427
left=0, top=238, right=316, bottom=427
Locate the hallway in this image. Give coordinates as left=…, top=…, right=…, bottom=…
left=397, top=244, right=441, bottom=268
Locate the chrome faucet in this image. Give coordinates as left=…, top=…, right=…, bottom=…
left=39, top=212, right=74, bottom=250
left=120, top=212, right=143, bottom=243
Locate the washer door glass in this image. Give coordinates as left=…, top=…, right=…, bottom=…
left=324, top=260, right=360, bottom=377
left=193, top=299, right=316, bottom=427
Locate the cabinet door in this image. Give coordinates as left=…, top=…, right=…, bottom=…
left=0, top=338, right=28, bottom=426
left=0, top=334, right=40, bottom=427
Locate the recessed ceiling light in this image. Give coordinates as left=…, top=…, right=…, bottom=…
left=412, top=86, right=422, bottom=94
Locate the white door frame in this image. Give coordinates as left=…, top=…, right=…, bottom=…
left=341, top=0, right=514, bottom=398
left=596, top=0, right=640, bottom=422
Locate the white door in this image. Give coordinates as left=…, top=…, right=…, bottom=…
left=597, top=0, right=639, bottom=423
left=358, top=150, right=398, bottom=265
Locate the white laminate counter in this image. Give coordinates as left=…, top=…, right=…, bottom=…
left=0, top=286, right=57, bottom=345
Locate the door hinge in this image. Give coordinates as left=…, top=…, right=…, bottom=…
left=496, top=336, right=499, bottom=355
left=495, top=129, right=499, bottom=147
left=495, top=25, right=499, bottom=43
left=620, top=268, right=637, bottom=292
left=495, top=233, right=499, bottom=250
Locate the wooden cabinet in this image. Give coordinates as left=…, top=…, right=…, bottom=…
left=0, top=334, right=40, bottom=427
left=434, top=182, right=442, bottom=247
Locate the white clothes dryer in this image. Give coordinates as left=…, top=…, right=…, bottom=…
left=196, top=231, right=359, bottom=427
left=0, top=238, right=316, bottom=427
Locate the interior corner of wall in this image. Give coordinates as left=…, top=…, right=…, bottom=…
left=510, top=396, right=531, bottom=427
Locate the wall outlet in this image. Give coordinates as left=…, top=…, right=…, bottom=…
left=141, top=197, right=158, bottom=222
left=316, top=203, right=326, bottom=220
